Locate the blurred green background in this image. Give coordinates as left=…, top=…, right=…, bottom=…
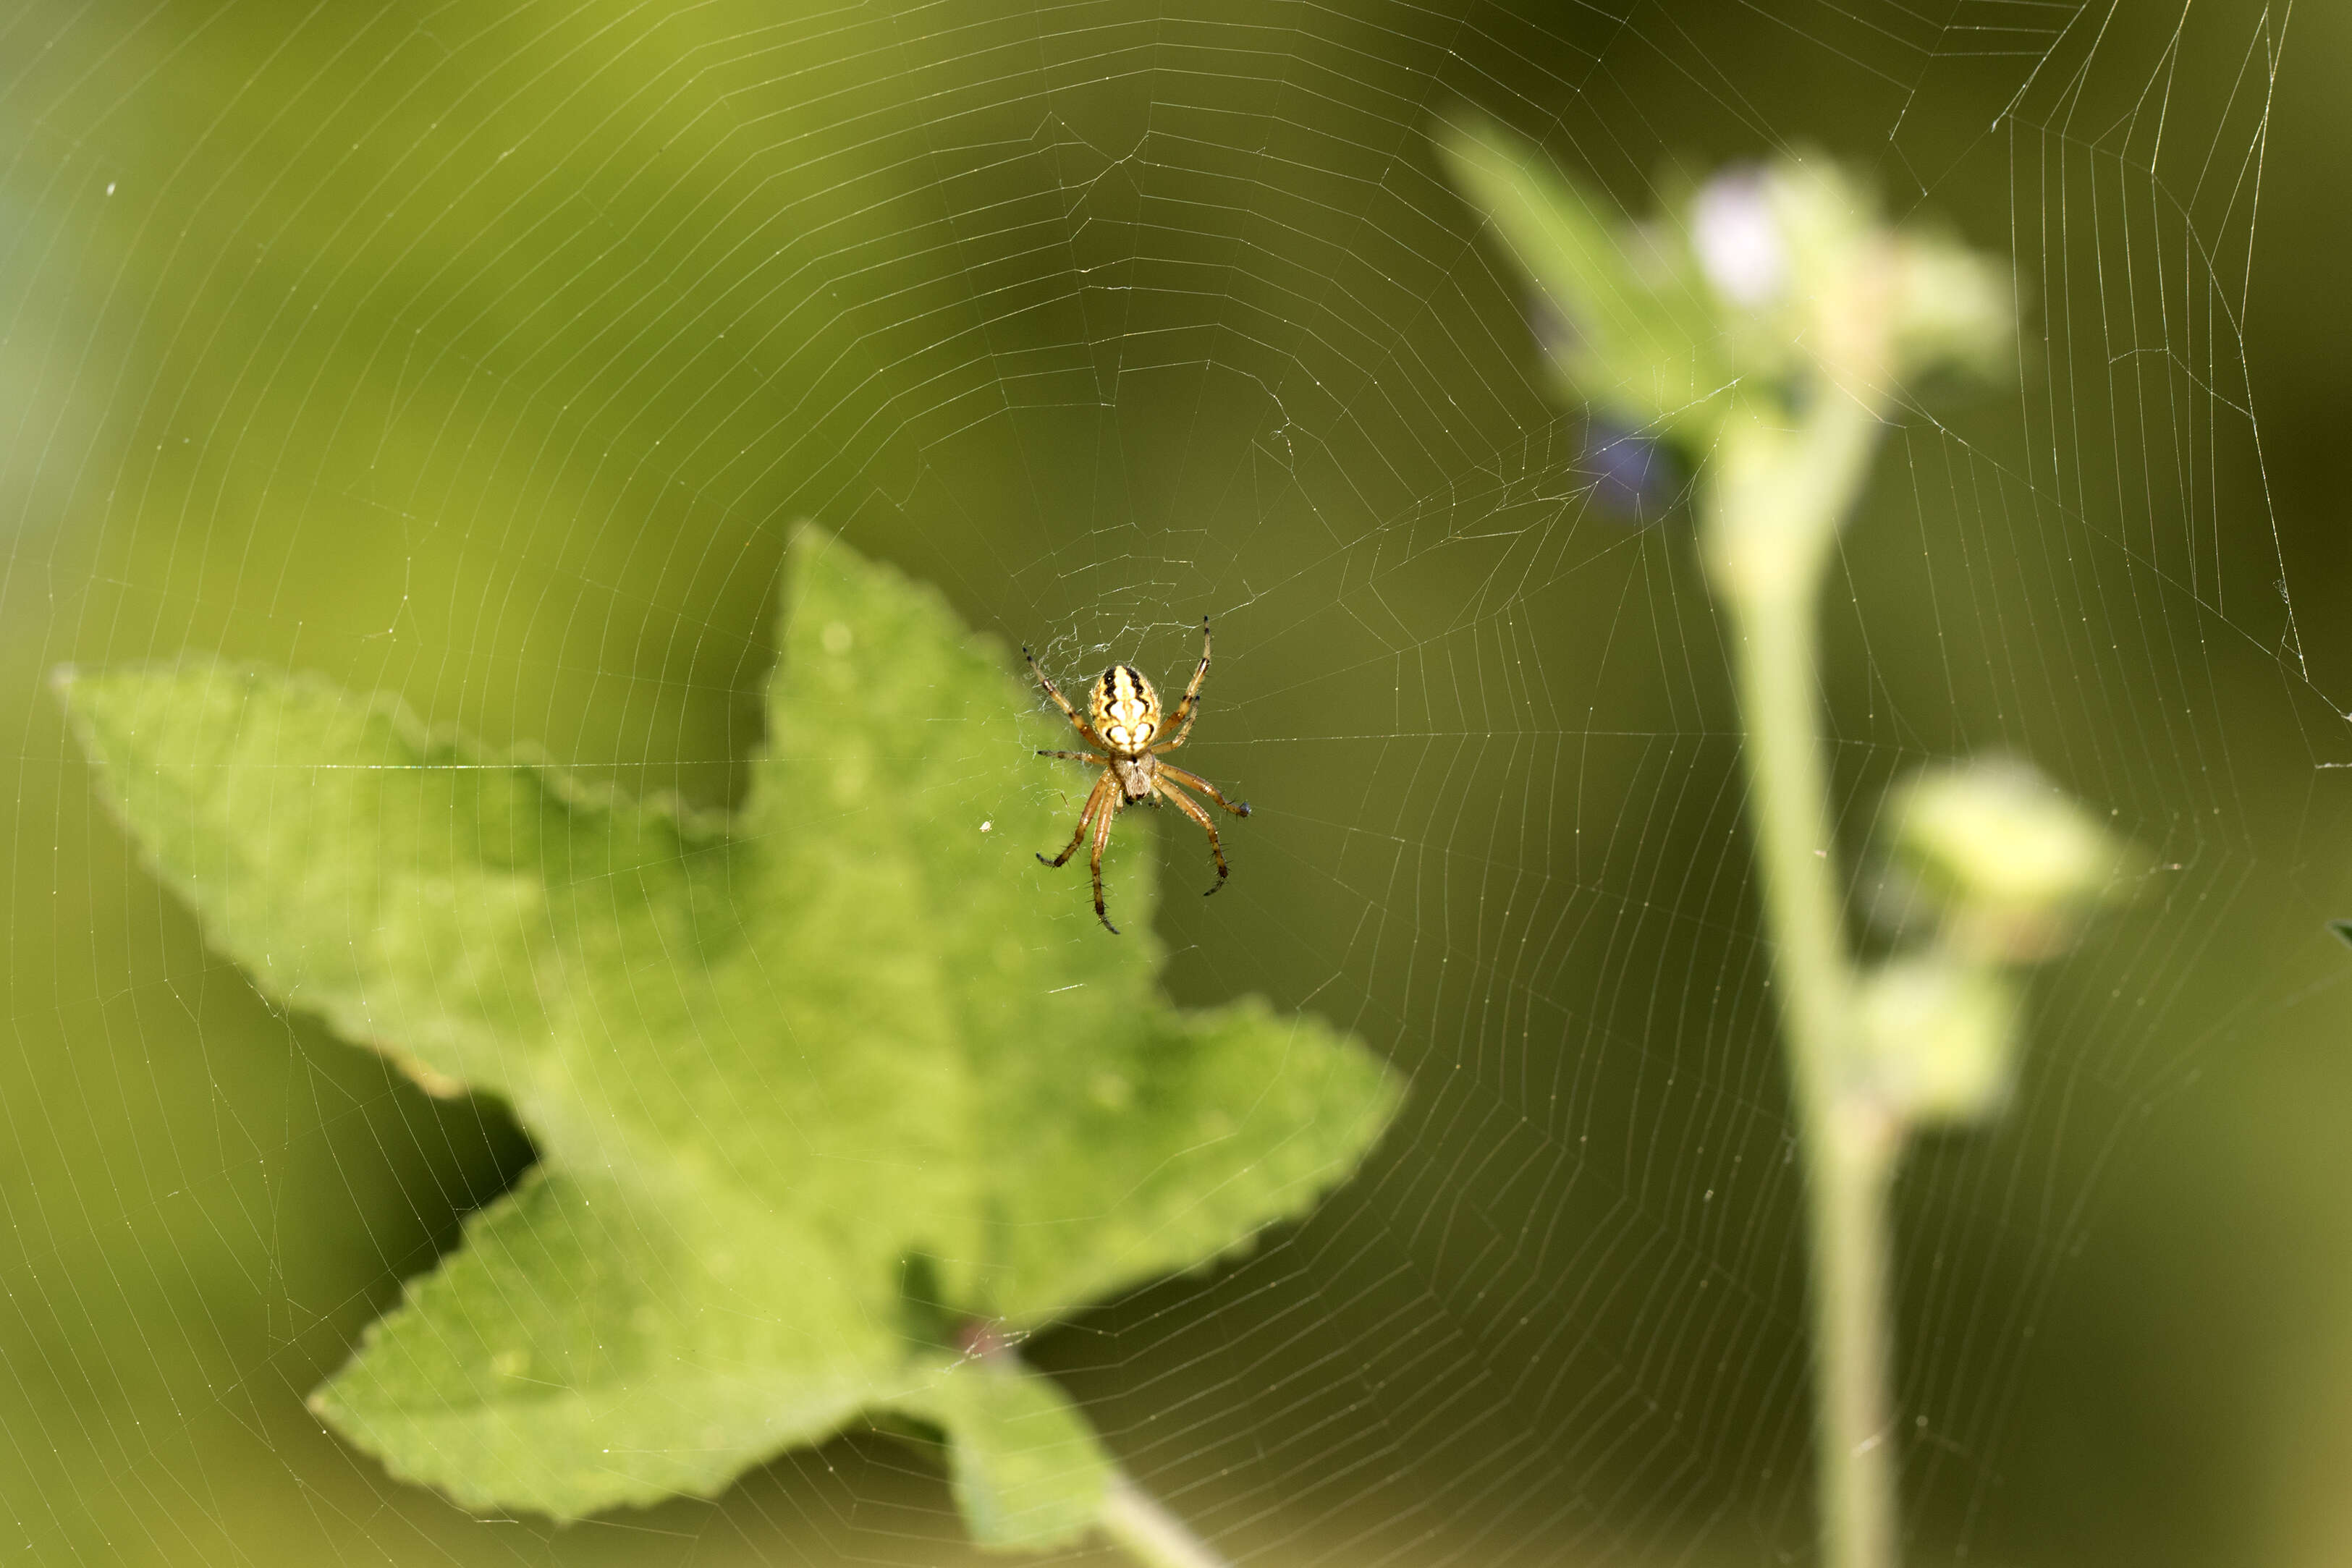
left=1, top=1, right=2346, bottom=1564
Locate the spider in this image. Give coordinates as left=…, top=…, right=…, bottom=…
left=1025, top=618, right=1251, bottom=934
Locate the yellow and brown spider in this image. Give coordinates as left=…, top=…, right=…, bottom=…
left=1025, top=618, right=1251, bottom=933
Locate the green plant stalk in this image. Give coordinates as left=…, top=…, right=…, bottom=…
left=1099, top=1474, right=1233, bottom=1568
left=1707, top=394, right=1900, bottom=1568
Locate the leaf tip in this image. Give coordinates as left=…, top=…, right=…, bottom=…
left=786, top=517, right=841, bottom=561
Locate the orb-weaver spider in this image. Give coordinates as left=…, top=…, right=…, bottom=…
left=1025, top=618, right=1251, bottom=934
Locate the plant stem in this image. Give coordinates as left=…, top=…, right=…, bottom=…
left=1099, top=1472, right=1232, bottom=1568
left=1706, top=394, right=1899, bottom=1568
left=1805, top=1101, right=1898, bottom=1568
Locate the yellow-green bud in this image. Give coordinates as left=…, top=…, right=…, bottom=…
left=1854, top=954, right=2021, bottom=1126
left=1892, top=232, right=2013, bottom=383
left=1888, top=758, right=2137, bottom=962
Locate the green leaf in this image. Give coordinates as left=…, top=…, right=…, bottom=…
left=1437, top=119, right=1728, bottom=439
left=57, top=527, right=1401, bottom=1536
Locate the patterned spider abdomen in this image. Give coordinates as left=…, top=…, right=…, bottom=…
left=1089, top=664, right=1162, bottom=757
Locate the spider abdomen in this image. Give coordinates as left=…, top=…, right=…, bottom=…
left=1089, top=664, right=1162, bottom=755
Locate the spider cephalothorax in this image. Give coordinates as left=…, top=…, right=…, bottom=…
left=1025, top=619, right=1251, bottom=933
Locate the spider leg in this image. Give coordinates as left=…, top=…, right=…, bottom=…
left=1157, top=762, right=1251, bottom=818
left=1036, top=749, right=1108, bottom=763
left=1038, top=771, right=1114, bottom=868
left=1150, top=616, right=1213, bottom=753
left=1156, top=779, right=1230, bottom=897
left=1025, top=645, right=1109, bottom=749
left=1088, top=791, right=1122, bottom=933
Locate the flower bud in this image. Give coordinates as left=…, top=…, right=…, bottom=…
left=1853, top=954, right=2020, bottom=1126
left=1887, top=758, right=2137, bottom=962
left=1892, top=232, right=2013, bottom=383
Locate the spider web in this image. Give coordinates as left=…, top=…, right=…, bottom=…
left=0, top=1, right=2339, bottom=1564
